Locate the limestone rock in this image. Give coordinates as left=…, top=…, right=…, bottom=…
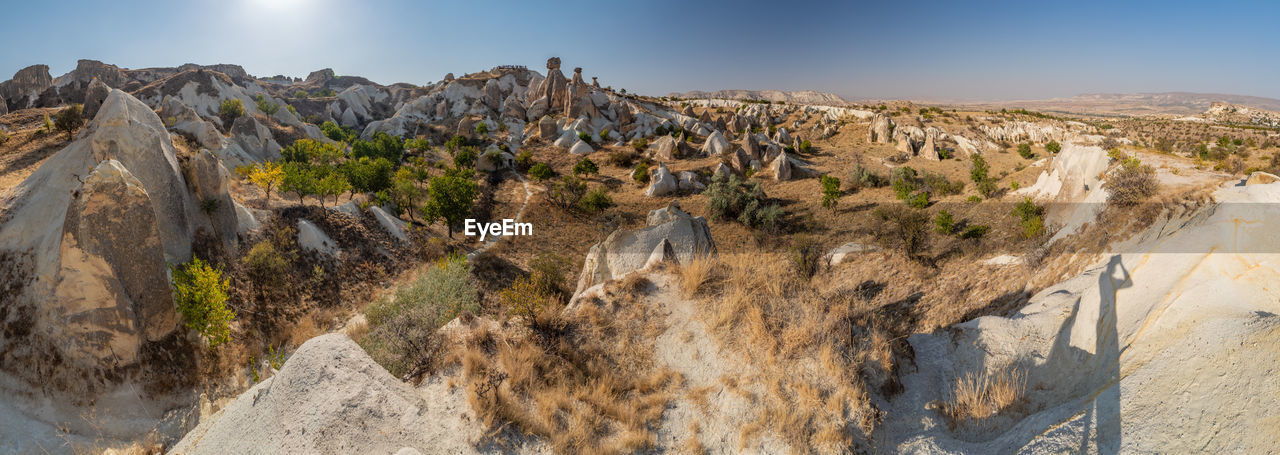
left=644, top=163, right=679, bottom=197
left=0, top=64, right=53, bottom=109
left=575, top=201, right=715, bottom=295
left=741, top=131, right=760, bottom=160
left=643, top=238, right=679, bottom=269
left=369, top=206, right=409, bottom=242
left=537, top=115, right=558, bottom=139
left=298, top=219, right=339, bottom=257
left=82, top=78, right=111, bottom=119
left=186, top=149, right=239, bottom=251
left=677, top=171, right=705, bottom=193
left=918, top=128, right=940, bottom=160
left=700, top=130, right=731, bottom=156
left=868, top=113, right=895, bottom=144
left=826, top=242, right=881, bottom=266
left=1246, top=171, right=1280, bottom=185
left=569, top=139, right=594, bottom=155
left=648, top=136, right=678, bottom=161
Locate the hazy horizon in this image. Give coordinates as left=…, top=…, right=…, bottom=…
left=3, top=0, right=1278, bottom=101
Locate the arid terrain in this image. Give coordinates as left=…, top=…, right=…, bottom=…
left=1, top=56, right=1279, bottom=454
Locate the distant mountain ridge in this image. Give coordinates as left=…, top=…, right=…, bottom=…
left=668, top=89, right=847, bottom=106
left=952, top=92, right=1280, bottom=116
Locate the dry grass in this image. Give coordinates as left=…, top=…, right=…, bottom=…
left=939, top=363, right=1027, bottom=431
left=450, top=284, right=678, bottom=454
left=677, top=255, right=716, bottom=297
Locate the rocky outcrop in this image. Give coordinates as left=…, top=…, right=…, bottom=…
left=0, top=64, right=53, bottom=110
left=298, top=219, right=340, bottom=257
left=160, top=95, right=223, bottom=150
left=700, top=130, right=731, bottom=156
left=918, top=127, right=940, bottom=160
left=186, top=149, right=239, bottom=251
left=569, top=139, right=594, bottom=155
left=575, top=201, right=715, bottom=295
left=648, top=136, right=678, bottom=161
left=644, top=163, right=679, bottom=197
left=82, top=78, right=111, bottom=119
left=868, top=113, right=894, bottom=143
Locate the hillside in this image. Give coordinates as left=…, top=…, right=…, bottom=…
left=668, top=89, right=847, bottom=105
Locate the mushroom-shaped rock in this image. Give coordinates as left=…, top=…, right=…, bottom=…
left=569, top=139, right=594, bottom=155
left=644, top=163, right=679, bottom=197
left=700, top=130, right=730, bottom=156
left=575, top=201, right=715, bottom=295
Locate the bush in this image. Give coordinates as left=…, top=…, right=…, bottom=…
left=966, top=195, right=982, bottom=203
left=891, top=166, right=919, bottom=200
left=54, top=104, right=84, bottom=140
left=1017, top=143, right=1033, bottom=159
left=578, top=131, right=593, bottom=144
left=171, top=257, right=233, bottom=347
left=578, top=187, right=613, bottom=213
left=607, top=150, right=637, bottom=167
left=1108, top=159, right=1158, bottom=207
left=958, top=224, right=990, bottom=239
left=219, top=98, right=245, bottom=120
left=352, top=131, right=405, bottom=163
left=921, top=171, right=964, bottom=196
left=529, top=162, right=553, bottom=181
left=872, top=205, right=930, bottom=259
left=254, top=95, right=279, bottom=115
left=799, top=139, right=813, bottom=154
left=340, top=156, right=395, bottom=194
left=548, top=175, right=587, bottom=210
left=320, top=121, right=357, bottom=143
left=1012, top=197, right=1045, bottom=239
left=282, top=138, right=343, bottom=165
left=243, top=236, right=294, bottom=287
left=705, top=173, right=781, bottom=232
left=848, top=164, right=887, bottom=190
left=453, top=146, right=477, bottom=169
left=572, top=157, right=599, bottom=176
left=0, top=130, right=8, bottom=146
left=906, top=191, right=930, bottom=208
left=529, top=252, right=570, bottom=296
left=632, top=163, right=650, bottom=184
left=790, top=236, right=822, bottom=280
left=1046, top=140, right=1061, bottom=154
left=514, top=151, right=534, bottom=172
left=294, top=90, right=308, bottom=99
left=631, top=138, right=648, bottom=153
left=934, top=210, right=955, bottom=234
left=475, top=121, right=489, bottom=136
left=500, top=276, right=555, bottom=321
left=821, top=175, right=841, bottom=211
left=360, top=255, right=475, bottom=379
left=970, top=155, right=998, bottom=198
left=599, top=128, right=610, bottom=141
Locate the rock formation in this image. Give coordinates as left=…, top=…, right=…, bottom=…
left=868, top=113, right=894, bottom=143
left=575, top=201, right=715, bottom=295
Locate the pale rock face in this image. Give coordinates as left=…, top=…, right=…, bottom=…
left=729, top=148, right=752, bottom=174
left=774, top=127, right=792, bottom=145
left=369, top=206, right=409, bottom=242
left=918, top=127, right=940, bottom=160
left=761, top=151, right=793, bottom=180
left=700, top=130, right=730, bottom=156
left=536, top=115, right=557, bottom=139
left=826, top=242, right=881, bottom=266
left=677, top=171, right=705, bottom=193
left=1246, top=171, right=1280, bottom=185
left=0, top=64, right=53, bottom=109
left=712, top=162, right=732, bottom=178
left=644, top=163, right=679, bottom=197
left=82, top=78, right=111, bottom=119
left=53, top=159, right=178, bottom=366
left=568, top=139, right=594, bottom=155
left=868, top=113, right=894, bottom=143
left=187, top=150, right=239, bottom=251
left=740, top=131, right=760, bottom=160
left=648, top=136, right=678, bottom=161
left=161, top=95, right=224, bottom=150
left=476, top=147, right=515, bottom=171
left=575, top=201, right=715, bottom=295
left=297, top=219, right=340, bottom=257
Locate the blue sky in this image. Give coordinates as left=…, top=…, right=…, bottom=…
left=2, top=0, right=1277, bottom=101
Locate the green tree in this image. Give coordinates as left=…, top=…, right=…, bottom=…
left=632, top=163, right=650, bottom=184
left=529, top=162, right=553, bottom=181
left=54, top=104, right=84, bottom=140
left=312, top=169, right=352, bottom=208
left=453, top=146, right=477, bottom=169
left=578, top=187, right=613, bottom=213
left=219, top=98, right=245, bottom=120
left=1017, top=143, right=1033, bottom=159
left=280, top=162, right=314, bottom=205
left=933, top=210, right=955, bottom=234
left=1046, top=140, right=1061, bottom=154
left=282, top=139, right=343, bottom=166
left=254, top=95, right=279, bottom=115
left=423, top=169, right=479, bottom=238
left=820, top=175, right=841, bottom=211
left=352, top=131, right=405, bottom=163
left=340, top=157, right=395, bottom=194
left=320, top=121, right=356, bottom=143
left=171, top=257, right=233, bottom=347
left=390, top=167, right=425, bottom=222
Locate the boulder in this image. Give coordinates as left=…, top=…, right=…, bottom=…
left=826, top=242, right=881, bottom=266
left=775, top=127, right=792, bottom=145
left=677, top=171, right=705, bottom=193
left=868, top=113, right=894, bottom=144
left=186, top=149, right=239, bottom=251
left=761, top=151, right=793, bottom=180
left=644, top=163, right=679, bottom=197
left=648, top=136, right=678, bottom=161
left=712, top=162, right=732, bottom=178
left=569, top=139, right=594, bottom=155
left=740, top=131, right=761, bottom=160
left=553, top=130, right=577, bottom=148
left=575, top=201, right=716, bottom=295
left=52, top=159, right=179, bottom=366
left=82, top=78, right=111, bottom=119
left=700, top=130, right=731, bottom=156
left=537, top=115, right=557, bottom=139
left=644, top=238, right=679, bottom=269
left=369, top=206, right=410, bottom=242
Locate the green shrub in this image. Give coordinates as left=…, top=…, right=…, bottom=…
left=548, top=175, right=587, bottom=210
left=360, top=255, right=475, bottom=379
left=705, top=173, right=782, bottom=232
left=1108, top=159, right=1158, bottom=207
left=529, top=252, right=570, bottom=295
left=171, top=257, right=233, bottom=347
left=1017, top=143, right=1033, bottom=159
left=631, top=138, right=648, bottom=152
left=0, top=130, right=9, bottom=146
left=933, top=210, right=955, bottom=234
left=1012, top=197, right=1045, bottom=239
left=294, top=90, right=308, bottom=99
left=848, top=164, right=887, bottom=190
left=572, top=157, right=599, bottom=176
left=820, top=175, right=841, bottom=211
left=444, top=134, right=467, bottom=153
left=871, top=205, right=930, bottom=259
left=320, top=121, right=356, bottom=143
left=966, top=195, right=982, bottom=203
left=352, top=131, right=405, bottom=163
left=243, top=236, right=294, bottom=287
left=254, top=95, right=279, bottom=115
left=340, top=157, right=395, bottom=194
left=799, top=140, right=813, bottom=154
left=219, top=98, right=245, bottom=120
left=578, top=187, right=613, bottom=213
left=633, top=163, right=650, bottom=184
left=1046, top=140, right=1061, bottom=154
left=578, top=131, right=593, bottom=144
left=920, top=171, right=964, bottom=196
left=607, top=150, right=637, bottom=167
left=475, top=121, right=489, bottom=136
left=514, top=151, right=534, bottom=172
left=891, top=166, right=919, bottom=200
left=529, top=162, right=553, bottom=181
left=906, top=191, right=930, bottom=208
left=958, top=224, right=989, bottom=239
left=282, top=138, right=343, bottom=165
left=599, top=128, right=610, bottom=141
left=453, top=146, right=477, bottom=169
